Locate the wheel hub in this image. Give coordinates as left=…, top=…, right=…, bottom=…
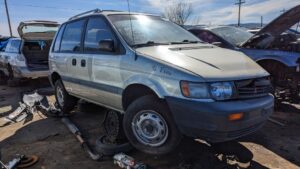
left=132, top=110, right=168, bottom=147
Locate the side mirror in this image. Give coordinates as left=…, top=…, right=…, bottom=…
left=212, top=42, right=222, bottom=47
left=99, top=39, right=115, bottom=52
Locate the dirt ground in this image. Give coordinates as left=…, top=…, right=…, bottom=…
left=0, top=80, right=299, bottom=169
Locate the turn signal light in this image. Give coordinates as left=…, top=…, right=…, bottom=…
left=228, top=113, right=244, bottom=121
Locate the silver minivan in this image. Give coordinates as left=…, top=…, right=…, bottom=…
left=0, top=21, right=59, bottom=86
left=49, top=10, right=274, bottom=155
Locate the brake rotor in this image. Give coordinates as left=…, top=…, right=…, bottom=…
left=104, top=110, right=121, bottom=142
left=17, top=155, right=39, bottom=168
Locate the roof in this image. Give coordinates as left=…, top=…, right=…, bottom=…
left=68, top=9, right=159, bottom=21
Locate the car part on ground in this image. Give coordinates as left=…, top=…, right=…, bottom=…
left=0, top=154, right=38, bottom=169
left=95, top=135, right=133, bottom=156
left=113, top=153, right=147, bottom=169
left=61, top=117, right=102, bottom=161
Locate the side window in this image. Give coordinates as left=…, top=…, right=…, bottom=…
left=84, top=17, right=116, bottom=53
left=60, top=20, right=85, bottom=52
left=53, top=24, right=65, bottom=52
left=5, top=40, right=21, bottom=53
left=196, top=30, right=220, bottom=44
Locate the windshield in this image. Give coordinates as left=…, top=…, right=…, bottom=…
left=210, top=27, right=253, bottom=46
left=108, top=14, right=201, bottom=47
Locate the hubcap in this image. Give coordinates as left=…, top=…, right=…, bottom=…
left=132, top=110, right=168, bottom=147
left=56, top=86, right=64, bottom=107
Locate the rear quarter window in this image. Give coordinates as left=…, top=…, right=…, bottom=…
left=53, top=24, right=66, bottom=52
left=60, top=20, right=85, bottom=52
left=5, top=40, right=21, bottom=53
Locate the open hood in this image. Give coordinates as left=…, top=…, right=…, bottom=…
left=18, top=20, right=59, bottom=40
left=242, top=5, right=300, bottom=47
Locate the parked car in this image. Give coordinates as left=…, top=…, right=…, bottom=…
left=0, top=36, right=11, bottom=84
left=49, top=9, right=274, bottom=155
left=0, top=20, right=59, bottom=86
left=188, top=5, right=300, bottom=102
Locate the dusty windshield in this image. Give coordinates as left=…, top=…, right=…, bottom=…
left=108, top=14, right=201, bottom=47
left=210, top=27, right=253, bottom=46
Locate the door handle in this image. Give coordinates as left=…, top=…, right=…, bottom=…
left=81, top=59, right=86, bottom=67
left=72, top=59, right=76, bottom=66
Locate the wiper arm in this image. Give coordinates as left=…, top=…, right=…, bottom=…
left=170, top=40, right=202, bottom=44
left=132, top=41, right=169, bottom=48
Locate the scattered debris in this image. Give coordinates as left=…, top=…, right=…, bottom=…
left=268, top=117, right=285, bottom=127
left=113, top=153, right=147, bottom=169
left=61, top=117, right=102, bottom=161
left=0, top=154, right=38, bottom=169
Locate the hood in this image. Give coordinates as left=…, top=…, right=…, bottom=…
left=242, top=5, right=300, bottom=47
left=18, top=20, right=59, bottom=40
left=136, top=44, right=269, bottom=82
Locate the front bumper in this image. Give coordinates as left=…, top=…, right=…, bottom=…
left=11, top=66, right=49, bottom=79
left=166, top=94, right=274, bottom=143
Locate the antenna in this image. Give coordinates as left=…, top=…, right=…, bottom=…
left=126, top=0, right=137, bottom=59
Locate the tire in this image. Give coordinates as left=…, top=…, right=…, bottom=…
left=95, top=135, right=133, bottom=156
left=7, top=78, right=21, bottom=87
left=54, top=80, right=77, bottom=113
left=0, top=71, right=8, bottom=85
left=123, top=95, right=182, bottom=155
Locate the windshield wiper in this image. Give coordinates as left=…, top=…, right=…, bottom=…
left=132, top=41, right=169, bottom=48
left=170, top=40, right=202, bottom=44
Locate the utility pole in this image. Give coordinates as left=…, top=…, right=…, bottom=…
left=4, top=0, right=12, bottom=36
left=235, top=0, right=245, bottom=27
left=261, top=16, right=263, bottom=28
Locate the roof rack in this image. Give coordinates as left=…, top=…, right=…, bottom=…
left=69, top=9, right=102, bottom=21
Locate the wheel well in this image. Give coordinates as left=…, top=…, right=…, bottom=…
left=51, top=72, right=61, bottom=85
left=257, top=59, right=287, bottom=73
left=122, top=84, right=159, bottom=111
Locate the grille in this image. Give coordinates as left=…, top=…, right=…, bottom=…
left=235, top=77, right=272, bottom=99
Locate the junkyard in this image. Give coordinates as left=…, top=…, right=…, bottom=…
left=1, top=0, right=300, bottom=169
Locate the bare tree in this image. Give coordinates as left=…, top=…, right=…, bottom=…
left=164, top=2, right=193, bottom=25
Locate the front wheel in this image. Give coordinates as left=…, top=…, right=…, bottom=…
left=123, top=95, right=182, bottom=155
left=55, top=80, right=77, bottom=113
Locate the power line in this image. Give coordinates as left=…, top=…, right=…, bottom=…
left=235, top=0, right=245, bottom=27
left=4, top=0, right=12, bottom=36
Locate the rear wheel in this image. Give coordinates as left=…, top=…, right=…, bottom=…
left=123, top=95, right=182, bottom=155
left=0, top=71, right=8, bottom=85
left=55, top=80, right=77, bottom=113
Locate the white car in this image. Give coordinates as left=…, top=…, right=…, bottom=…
left=0, top=20, right=59, bottom=86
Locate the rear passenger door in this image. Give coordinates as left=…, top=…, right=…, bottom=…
left=59, top=19, right=90, bottom=97
left=82, top=16, right=124, bottom=110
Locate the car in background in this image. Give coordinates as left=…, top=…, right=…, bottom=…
left=49, top=9, right=273, bottom=155
left=0, top=36, right=12, bottom=84
left=0, top=21, right=59, bottom=86
left=188, top=5, right=300, bottom=102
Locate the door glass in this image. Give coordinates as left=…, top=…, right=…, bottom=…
left=60, top=20, right=85, bottom=52
left=53, top=24, right=65, bottom=52
left=84, top=17, right=116, bottom=52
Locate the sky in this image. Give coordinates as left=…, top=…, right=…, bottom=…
left=0, top=0, right=300, bottom=36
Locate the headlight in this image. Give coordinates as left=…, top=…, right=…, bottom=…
left=180, top=81, right=210, bottom=99
left=180, top=81, right=234, bottom=100
left=209, top=82, right=234, bottom=100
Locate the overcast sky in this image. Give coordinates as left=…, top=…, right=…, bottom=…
left=0, top=0, right=299, bottom=36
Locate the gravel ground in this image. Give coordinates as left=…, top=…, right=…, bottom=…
left=0, top=80, right=299, bottom=169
